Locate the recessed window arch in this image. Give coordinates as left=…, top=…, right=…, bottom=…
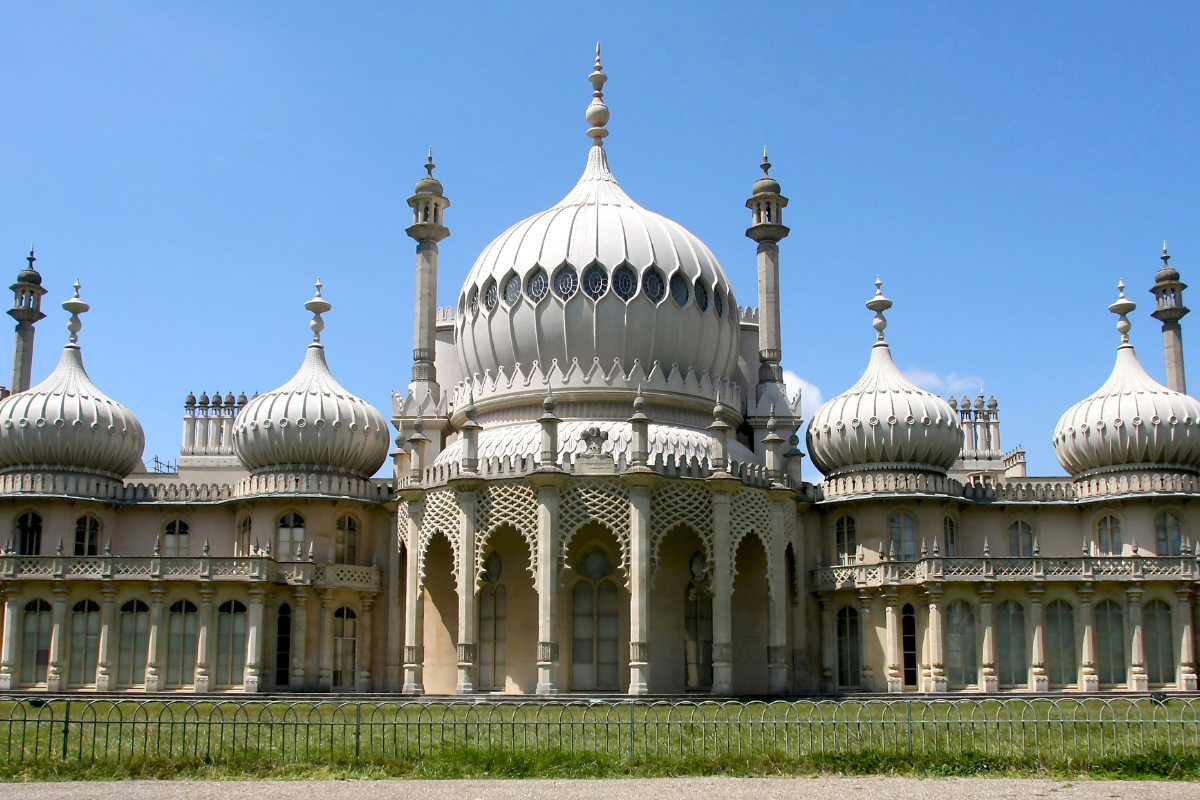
left=712, top=285, right=724, bottom=318
left=669, top=273, right=689, bottom=307
left=553, top=264, right=578, bottom=300
left=502, top=272, right=521, bottom=306
left=1156, top=512, right=1183, bottom=556
left=995, top=600, right=1027, bottom=688
left=118, top=599, right=150, bottom=687
left=1045, top=600, right=1077, bottom=688
left=1008, top=520, right=1033, bottom=558
left=163, top=519, right=189, bottom=557
left=571, top=544, right=619, bottom=691
left=612, top=264, right=638, bottom=301
left=335, top=515, right=359, bottom=566
left=693, top=279, right=710, bottom=312
left=1144, top=599, right=1174, bottom=686
left=1096, top=515, right=1122, bottom=556
left=68, top=599, right=101, bottom=687
left=642, top=268, right=666, bottom=304
left=684, top=550, right=713, bottom=690
left=15, top=511, right=41, bottom=555
left=943, top=516, right=958, bottom=557
left=236, top=516, right=252, bottom=557
left=1094, top=599, right=1126, bottom=686
left=582, top=263, right=608, bottom=300
left=901, top=603, right=918, bottom=686
left=478, top=551, right=507, bottom=691
left=166, top=600, right=198, bottom=688
left=275, top=603, right=292, bottom=690
left=278, top=512, right=305, bottom=561
left=75, top=515, right=101, bottom=556
left=20, top=599, right=52, bottom=686
left=836, top=606, right=860, bottom=688
left=482, top=279, right=498, bottom=311
left=889, top=512, right=916, bottom=561
left=835, top=515, right=856, bottom=565
left=526, top=267, right=549, bottom=303
left=333, top=606, right=357, bottom=691
left=468, top=287, right=480, bottom=316
left=216, top=600, right=247, bottom=687
left=945, top=600, right=976, bottom=688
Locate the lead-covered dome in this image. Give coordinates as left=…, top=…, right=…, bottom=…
left=1054, top=282, right=1200, bottom=477
left=0, top=283, right=144, bottom=478
left=807, top=280, right=962, bottom=476
left=455, top=53, right=739, bottom=391
left=233, top=283, right=388, bottom=479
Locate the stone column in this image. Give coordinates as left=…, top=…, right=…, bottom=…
left=46, top=586, right=69, bottom=692
left=1128, top=587, right=1149, bottom=691
left=290, top=588, right=309, bottom=691
left=1029, top=586, right=1048, bottom=692
left=858, top=591, right=876, bottom=692
left=386, top=511, right=403, bottom=693
left=451, top=480, right=479, bottom=694
left=818, top=595, right=836, bottom=693
left=318, top=589, right=335, bottom=691
left=1078, top=584, right=1099, bottom=691
left=95, top=587, right=116, bottom=692
left=1176, top=589, right=1197, bottom=690
left=920, top=599, right=932, bottom=692
left=789, top=508, right=808, bottom=694
left=767, top=491, right=791, bottom=694
left=0, top=587, right=21, bottom=690
left=530, top=471, right=567, bottom=694
left=244, top=587, right=265, bottom=693
left=884, top=590, right=902, bottom=692
left=978, top=585, right=998, bottom=692
left=144, top=587, right=167, bottom=692
left=400, top=493, right=425, bottom=694
left=194, top=587, right=215, bottom=693
left=927, top=585, right=947, bottom=693
left=357, top=596, right=374, bottom=693
left=708, top=478, right=740, bottom=694
left=623, top=471, right=659, bottom=695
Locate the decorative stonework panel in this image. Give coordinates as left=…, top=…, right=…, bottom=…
left=730, top=487, right=773, bottom=582
left=418, top=488, right=461, bottom=591
left=559, top=477, right=631, bottom=573
left=649, top=480, right=713, bottom=576
left=476, top=480, right=539, bottom=585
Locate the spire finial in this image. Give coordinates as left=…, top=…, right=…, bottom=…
left=1110, top=279, right=1136, bottom=344
left=1162, top=240, right=1170, bottom=265
left=26, top=247, right=35, bottom=271
left=305, top=278, right=332, bottom=344
left=62, top=280, right=88, bottom=344
left=865, top=276, right=892, bottom=342
left=586, top=43, right=610, bottom=144
left=425, top=147, right=435, bottom=179
left=761, top=146, right=771, bottom=176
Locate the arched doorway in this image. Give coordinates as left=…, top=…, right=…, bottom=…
left=562, top=522, right=629, bottom=693
left=422, top=532, right=458, bottom=695
left=476, top=524, right=536, bottom=693
left=731, top=532, right=769, bottom=695
left=649, top=524, right=710, bottom=693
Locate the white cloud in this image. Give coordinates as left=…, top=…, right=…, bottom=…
left=903, top=368, right=983, bottom=397
left=782, top=369, right=824, bottom=420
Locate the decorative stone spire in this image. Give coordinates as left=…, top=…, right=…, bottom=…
left=537, top=388, right=561, bottom=468
left=407, top=149, right=451, bottom=387
left=1150, top=242, right=1189, bottom=393
left=1110, top=279, right=1135, bottom=344
left=746, top=148, right=790, bottom=387
left=63, top=281, right=88, bottom=345
left=586, top=43, right=609, bottom=144
left=305, top=279, right=330, bottom=344
left=9, top=247, right=47, bottom=394
left=866, top=276, right=892, bottom=342
left=627, top=385, right=650, bottom=468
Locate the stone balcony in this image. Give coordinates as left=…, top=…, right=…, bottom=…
left=814, top=554, right=1200, bottom=591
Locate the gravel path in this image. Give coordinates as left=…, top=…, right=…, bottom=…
left=0, top=778, right=1193, bottom=800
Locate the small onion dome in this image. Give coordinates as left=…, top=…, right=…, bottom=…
left=1053, top=281, right=1200, bottom=477
left=806, top=278, right=962, bottom=476
left=414, top=149, right=443, bottom=196
left=0, top=282, right=144, bottom=478
left=751, top=149, right=781, bottom=195
left=233, top=281, right=388, bottom=479
left=1156, top=242, right=1179, bottom=282
left=17, top=249, right=41, bottom=285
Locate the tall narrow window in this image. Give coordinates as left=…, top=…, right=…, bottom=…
left=275, top=604, right=292, bottom=689
left=995, top=600, right=1027, bottom=688
left=165, top=600, right=198, bottom=688
left=478, top=552, right=507, bottom=691
left=15, top=512, right=41, bottom=555
left=236, top=517, right=252, bottom=557
left=1156, top=513, right=1183, bottom=556
left=836, top=606, right=861, bottom=688
left=1008, top=521, right=1033, bottom=557
left=889, top=513, right=916, bottom=561
left=1144, top=599, right=1175, bottom=686
left=278, top=513, right=305, bottom=561
left=571, top=546, right=619, bottom=691
left=20, top=599, right=52, bottom=686
left=901, top=603, right=918, bottom=686
left=684, top=551, right=713, bottom=690
left=332, top=607, right=357, bottom=691
left=835, top=516, right=856, bottom=565
left=69, top=599, right=101, bottom=686
left=1045, top=600, right=1078, bottom=687
left=118, top=599, right=150, bottom=687
left=1097, top=516, right=1122, bottom=556
left=943, top=517, right=957, bottom=557
left=75, top=515, right=100, bottom=556
left=945, top=601, right=977, bottom=687
left=335, top=516, right=358, bottom=566
left=216, top=600, right=247, bottom=687
left=1094, top=599, right=1127, bottom=686
left=163, top=520, right=189, bottom=557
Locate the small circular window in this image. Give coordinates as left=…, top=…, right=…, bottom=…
left=503, top=273, right=521, bottom=306
left=669, top=273, right=689, bottom=307
left=613, top=265, right=638, bottom=301
left=554, top=266, right=578, bottom=300
left=582, top=264, right=608, bottom=300
left=578, top=545, right=613, bottom=580
left=483, top=281, right=498, bottom=311
left=527, top=268, right=549, bottom=302
left=643, top=269, right=666, bottom=304
left=713, top=286, right=724, bottom=318
left=694, top=280, right=709, bottom=312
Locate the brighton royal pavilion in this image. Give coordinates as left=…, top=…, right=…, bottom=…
left=1, top=51, right=1198, bottom=701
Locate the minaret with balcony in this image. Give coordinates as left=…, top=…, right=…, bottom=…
left=1150, top=242, right=1189, bottom=393
left=8, top=248, right=47, bottom=394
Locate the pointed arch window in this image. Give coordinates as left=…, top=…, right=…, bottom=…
left=335, top=516, right=358, bottom=566
left=1045, top=600, right=1077, bottom=687
left=582, top=264, right=608, bottom=300
left=163, top=519, right=189, bottom=557
left=478, top=552, right=507, bottom=691
left=571, top=546, right=619, bottom=691
left=996, top=600, right=1027, bottom=688
left=642, top=269, right=666, bottom=305
left=836, top=606, right=861, bottom=688
left=669, top=273, right=689, bottom=307
left=1156, top=513, right=1183, bottom=556
left=236, top=517, right=252, bottom=557
left=75, top=515, right=100, bottom=556
left=1144, top=599, right=1174, bottom=686
left=278, top=513, right=305, bottom=561
left=553, top=266, right=578, bottom=300
left=943, top=517, right=957, bottom=557
left=333, top=607, right=357, bottom=691
left=118, top=599, right=150, bottom=687
left=889, top=513, right=916, bottom=561
left=835, top=516, right=856, bottom=565
left=945, top=601, right=977, bottom=688
left=1097, top=516, right=1122, bottom=556
left=166, top=600, right=198, bottom=688
left=15, top=511, right=41, bottom=555
left=1008, top=521, right=1033, bottom=558
left=69, top=600, right=101, bottom=687
left=275, top=604, right=292, bottom=689
left=612, top=265, right=638, bottom=301
left=216, top=600, right=247, bottom=687
left=1095, top=599, right=1126, bottom=686
left=20, top=599, right=52, bottom=686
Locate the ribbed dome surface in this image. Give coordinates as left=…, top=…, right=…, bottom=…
left=456, top=143, right=740, bottom=388
left=233, top=344, right=389, bottom=478
left=1053, top=343, right=1200, bottom=476
left=0, top=344, right=145, bottom=477
left=806, top=341, right=962, bottom=476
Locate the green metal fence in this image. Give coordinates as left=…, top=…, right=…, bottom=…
left=2, top=695, right=1198, bottom=766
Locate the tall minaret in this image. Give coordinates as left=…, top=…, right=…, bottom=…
left=745, top=149, right=790, bottom=388
left=8, top=248, right=47, bottom=394
left=406, top=150, right=450, bottom=389
left=1150, top=242, right=1189, bottom=393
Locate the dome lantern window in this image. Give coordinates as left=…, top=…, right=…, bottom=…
left=502, top=273, right=521, bottom=307
left=582, top=264, right=608, bottom=301
left=554, top=265, right=578, bottom=300
left=612, top=265, right=637, bottom=301
left=643, top=268, right=666, bottom=305
left=527, top=268, right=549, bottom=303
left=669, top=273, right=689, bottom=308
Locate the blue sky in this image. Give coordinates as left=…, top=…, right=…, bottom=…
left=1, top=2, right=1198, bottom=477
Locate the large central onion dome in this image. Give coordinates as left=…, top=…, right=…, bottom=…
left=233, top=282, right=388, bottom=479
left=455, top=49, right=739, bottom=390
left=1054, top=282, right=1200, bottom=477
left=0, top=283, right=145, bottom=478
left=807, top=279, right=962, bottom=476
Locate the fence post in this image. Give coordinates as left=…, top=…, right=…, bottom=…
left=61, top=698, right=70, bottom=761
left=906, top=699, right=913, bottom=754
left=355, top=702, right=362, bottom=762
left=629, top=701, right=635, bottom=762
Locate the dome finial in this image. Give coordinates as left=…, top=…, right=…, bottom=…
left=761, top=146, right=771, bottom=176
left=305, top=278, right=332, bottom=344
left=586, top=43, right=610, bottom=144
left=62, top=280, right=89, bottom=344
left=866, top=276, right=893, bottom=342
left=425, top=147, right=435, bottom=179
left=1109, top=279, right=1136, bottom=344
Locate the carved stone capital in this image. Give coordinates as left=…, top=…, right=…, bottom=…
left=629, top=641, right=650, bottom=663
left=537, top=641, right=559, bottom=663
left=712, top=642, right=733, bottom=664
left=456, top=643, right=477, bottom=664
left=403, top=645, right=424, bottom=665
